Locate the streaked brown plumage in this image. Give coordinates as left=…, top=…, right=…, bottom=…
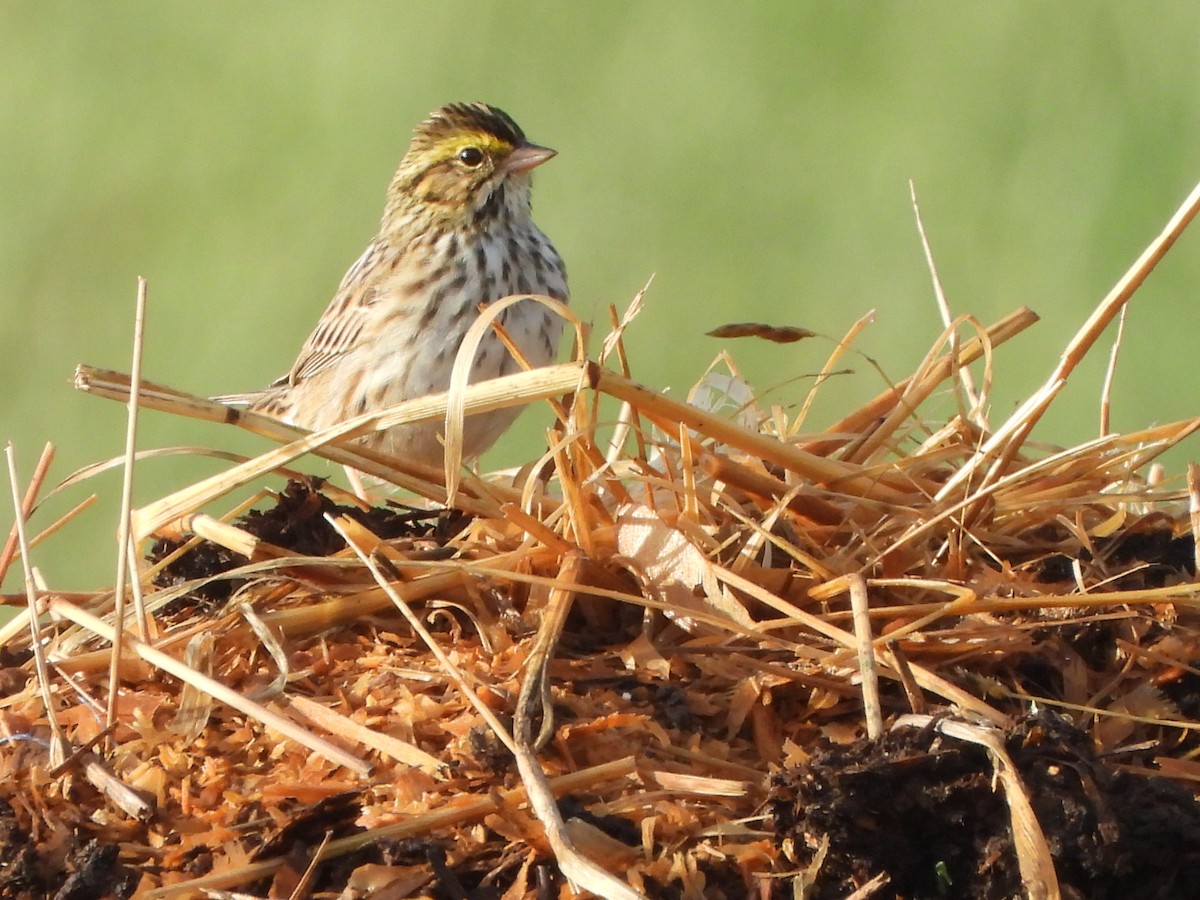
left=230, top=102, right=568, bottom=465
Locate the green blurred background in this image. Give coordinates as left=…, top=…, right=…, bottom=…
left=4, top=2, right=1200, bottom=592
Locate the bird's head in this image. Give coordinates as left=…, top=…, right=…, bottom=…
left=386, top=101, right=555, bottom=231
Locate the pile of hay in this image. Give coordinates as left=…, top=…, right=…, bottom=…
left=4, top=187, right=1200, bottom=899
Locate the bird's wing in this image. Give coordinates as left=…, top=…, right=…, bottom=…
left=276, top=241, right=385, bottom=388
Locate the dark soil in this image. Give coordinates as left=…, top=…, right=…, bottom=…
left=769, top=709, right=1200, bottom=899
left=147, top=478, right=467, bottom=612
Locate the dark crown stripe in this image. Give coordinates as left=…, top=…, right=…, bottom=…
left=415, top=102, right=526, bottom=147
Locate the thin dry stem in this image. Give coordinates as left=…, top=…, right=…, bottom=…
left=1099, top=304, right=1128, bottom=437
left=108, top=277, right=150, bottom=739
left=596, top=368, right=917, bottom=502
left=848, top=575, right=883, bottom=740
left=793, top=309, right=877, bottom=435
left=940, top=175, right=1200, bottom=500
left=911, top=179, right=984, bottom=423
left=46, top=595, right=372, bottom=775
left=5, top=444, right=68, bottom=766
left=327, top=514, right=519, bottom=755
left=802, top=306, right=1037, bottom=458
left=445, top=293, right=583, bottom=501
left=0, top=441, right=54, bottom=586
left=139, top=756, right=638, bottom=899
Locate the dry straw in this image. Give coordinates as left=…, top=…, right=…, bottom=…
left=3, top=179, right=1200, bottom=897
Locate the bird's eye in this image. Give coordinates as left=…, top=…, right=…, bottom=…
left=457, top=147, right=485, bottom=168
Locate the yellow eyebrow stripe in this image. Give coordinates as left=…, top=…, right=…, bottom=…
left=436, top=130, right=514, bottom=160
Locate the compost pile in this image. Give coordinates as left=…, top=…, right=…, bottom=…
left=4, top=194, right=1200, bottom=899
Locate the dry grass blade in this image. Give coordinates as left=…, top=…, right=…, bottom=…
left=848, top=575, right=882, bottom=740
left=911, top=180, right=980, bottom=408
left=510, top=738, right=646, bottom=900
left=794, top=308, right=876, bottom=437
left=284, top=694, right=446, bottom=775
left=5, top=444, right=69, bottom=766
left=108, top=277, right=150, bottom=742
left=0, top=441, right=54, bottom=585
left=138, top=756, right=638, bottom=898
left=327, top=514, right=518, bottom=755
left=802, top=306, right=1038, bottom=459
left=939, top=175, right=1200, bottom=500
left=844, top=873, right=892, bottom=899
left=596, top=367, right=917, bottom=501
left=79, top=752, right=155, bottom=822
left=847, top=312, right=995, bottom=466
left=1190, top=462, right=1200, bottom=574
left=74, top=360, right=595, bottom=535
left=515, top=551, right=584, bottom=750
left=506, top=553, right=647, bottom=899
left=1099, top=305, right=1128, bottom=437
left=444, top=293, right=582, bottom=501
left=45, top=596, right=372, bottom=776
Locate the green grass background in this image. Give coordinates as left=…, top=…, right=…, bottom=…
left=4, top=2, right=1200, bottom=592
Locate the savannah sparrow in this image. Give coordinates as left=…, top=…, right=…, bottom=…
left=234, top=101, right=567, bottom=465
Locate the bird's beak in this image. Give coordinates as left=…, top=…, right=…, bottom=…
left=505, top=142, right=557, bottom=175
